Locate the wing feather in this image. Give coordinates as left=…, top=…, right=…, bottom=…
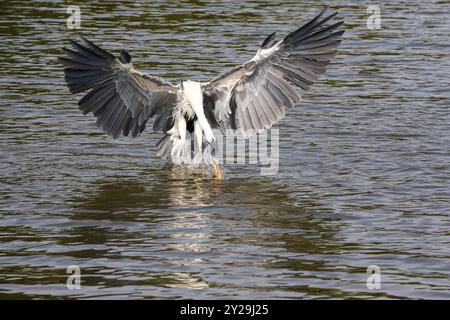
left=59, top=36, right=178, bottom=138
left=202, top=9, right=344, bottom=134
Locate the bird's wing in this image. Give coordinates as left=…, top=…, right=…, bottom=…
left=202, top=8, right=344, bottom=134
left=59, top=37, right=179, bottom=138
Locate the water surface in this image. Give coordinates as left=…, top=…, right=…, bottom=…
left=0, top=0, right=449, bottom=299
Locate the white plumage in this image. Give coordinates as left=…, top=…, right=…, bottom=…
left=169, top=80, right=214, bottom=164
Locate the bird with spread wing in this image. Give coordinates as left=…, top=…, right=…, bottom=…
left=59, top=8, right=345, bottom=180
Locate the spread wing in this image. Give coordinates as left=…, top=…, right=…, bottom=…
left=59, top=36, right=179, bottom=138
left=202, top=8, right=345, bottom=135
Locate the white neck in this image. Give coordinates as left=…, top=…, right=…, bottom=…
left=182, top=80, right=203, bottom=113
left=182, top=80, right=214, bottom=143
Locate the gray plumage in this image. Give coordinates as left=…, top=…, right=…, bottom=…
left=59, top=8, right=344, bottom=158
left=59, top=36, right=178, bottom=139
left=202, top=8, right=344, bottom=134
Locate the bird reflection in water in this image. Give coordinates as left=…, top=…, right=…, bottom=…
left=70, top=167, right=343, bottom=292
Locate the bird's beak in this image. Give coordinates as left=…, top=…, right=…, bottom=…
left=212, top=159, right=222, bottom=181
left=208, top=138, right=221, bottom=180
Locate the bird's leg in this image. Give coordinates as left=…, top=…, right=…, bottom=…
left=177, top=117, right=187, bottom=160
left=194, top=120, right=220, bottom=179
left=194, top=120, right=203, bottom=164
left=212, top=159, right=222, bottom=181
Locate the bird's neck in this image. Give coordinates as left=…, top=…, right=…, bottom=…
left=181, top=80, right=214, bottom=142
left=182, top=80, right=203, bottom=115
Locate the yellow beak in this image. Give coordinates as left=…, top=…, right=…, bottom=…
left=212, top=159, right=222, bottom=181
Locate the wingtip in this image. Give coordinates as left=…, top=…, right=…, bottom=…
left=260, top=31, right=278, bottom=49
left=318, top=6, right=341, bottom=21
left=79, top=35, right=93, bottom=46
left=316, top=6, right=329, bottom=19
left=68, top=38, right=85, bottom=51
left=119, top=50, right=132, bottom=64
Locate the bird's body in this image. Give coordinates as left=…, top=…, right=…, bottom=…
left=59, top=8, right=345, bottom=179
left=168, top=80, right=214, bottom=163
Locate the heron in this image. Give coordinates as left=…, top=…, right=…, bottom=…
left=59, top=8, right=344, bottom=180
